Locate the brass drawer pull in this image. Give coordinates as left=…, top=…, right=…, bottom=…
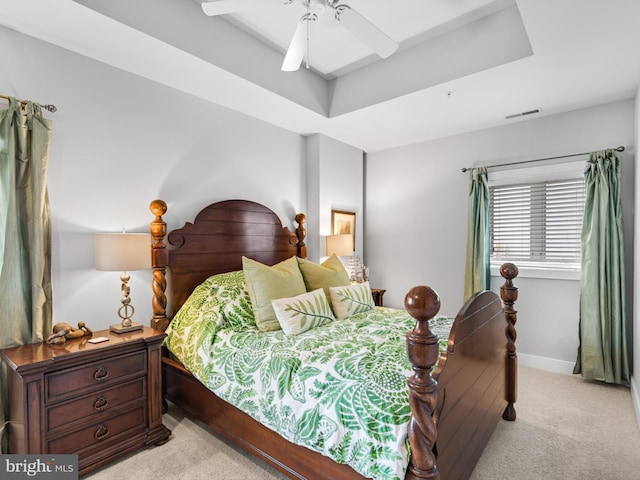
left=93, top=395, right=109, bottom=411
left=93, top=367, right=109, bottom=382
left=95, top=424, right=109, bottom=441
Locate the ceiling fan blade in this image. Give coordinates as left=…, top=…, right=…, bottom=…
left=332, top=4, right=398, bottom=58
left=281, top=13, right=318, bottom=72
left=201, top=0, right=265, bottom=16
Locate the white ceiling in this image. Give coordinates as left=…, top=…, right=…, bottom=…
left=1, top=0, right=640, bottom=152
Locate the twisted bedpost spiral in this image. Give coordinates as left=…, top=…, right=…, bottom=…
left=404, top=285, right=442, bottom=480
left=150, top=199, right=169, bottom=332
left=500, top=263, right=519, bottom=421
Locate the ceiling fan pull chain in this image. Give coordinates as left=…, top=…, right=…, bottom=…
left=305, top=6, right=311, bottom=69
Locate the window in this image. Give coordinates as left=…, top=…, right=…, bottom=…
left=488, top=160, right=586, bottom=272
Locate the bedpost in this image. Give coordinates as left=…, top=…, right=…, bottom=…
left=500, top=262, right=519, bottom=421
left=150, top=199, right=170, bottom=332
left=294, top=213, right=307, bottom=259
left=404, top=286, right=441, bottom=480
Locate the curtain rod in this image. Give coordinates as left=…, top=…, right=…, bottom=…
left=0, top=94, right=57, bottom=113
left=460, top=146, right=625, bottom=173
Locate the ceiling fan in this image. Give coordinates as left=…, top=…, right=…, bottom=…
left=200, top=0, right=399, bottom=72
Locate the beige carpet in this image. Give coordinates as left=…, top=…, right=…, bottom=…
left=86, top=366, right=640, bottom=479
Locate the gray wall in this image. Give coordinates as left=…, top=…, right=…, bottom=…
left=306, top=134, right=364, bottom=261
left=366, top=100, right=636, bottom=373
left=0, top=26, right=363, bottom=332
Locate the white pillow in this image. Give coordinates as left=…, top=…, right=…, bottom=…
left=329, top=281, right=375, bottom=319
left=271, top=288, right=336, bottom=335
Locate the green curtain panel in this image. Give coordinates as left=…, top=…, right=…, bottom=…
left=464, top=167, right=490, bottom=300
left=574, top=149, right=629, bottom=385
left=0, top=97, right=53, bottom=452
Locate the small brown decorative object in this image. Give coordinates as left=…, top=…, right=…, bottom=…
left=46, top=322, right=93, bottom=345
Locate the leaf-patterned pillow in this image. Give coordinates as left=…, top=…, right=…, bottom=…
left=271, top=288, right=336, bottom=335
left=329, top=281, right=375, bottom=319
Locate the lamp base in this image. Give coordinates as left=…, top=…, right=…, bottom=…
left=110, top=322, right=144, bottom=334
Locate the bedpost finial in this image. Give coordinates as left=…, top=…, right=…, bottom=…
left=405, top=286, right=441, bottom=321
left=500, top=262, right=518, bottom=280
left=150, top=199, right=168, bottom=217
left=294, top=213, right=307, bottom=259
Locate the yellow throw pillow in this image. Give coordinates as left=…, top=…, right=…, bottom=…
left=242, top=256, right=307, bottom=332
left=297, top=255, right=351, bottom=301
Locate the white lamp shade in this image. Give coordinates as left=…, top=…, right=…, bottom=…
left=325, top=234, right=353, bottom=257
left=95, top=233, right=151, bottom=272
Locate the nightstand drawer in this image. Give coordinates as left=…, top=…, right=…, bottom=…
left=47, top=404, right=146, bottom=454
left=46, top=351, right=146, bottom=401
left=47, top=378, right=146, bottom=432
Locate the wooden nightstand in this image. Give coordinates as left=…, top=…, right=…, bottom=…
left=0, top=327, right=171, bottom=476
left=371, top=288, right=386, bottom=307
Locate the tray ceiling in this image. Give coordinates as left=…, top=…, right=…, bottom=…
left=1, top=0, right=639, bottom=152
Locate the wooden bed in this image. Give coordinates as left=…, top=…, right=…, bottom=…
left=148, top=198, right=519, bottom=480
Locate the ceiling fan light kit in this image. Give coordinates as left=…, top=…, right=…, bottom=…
left=201, top=0, right=398, bottom=72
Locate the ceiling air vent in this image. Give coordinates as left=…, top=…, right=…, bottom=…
left=505, top=108, right=541, bottom=120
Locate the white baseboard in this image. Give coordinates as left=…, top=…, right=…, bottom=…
left=631, top=376, right=640, bottom=429
left=518, top=352, right=576, bottom=375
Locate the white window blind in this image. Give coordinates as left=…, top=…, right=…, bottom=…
left=489, top=165, right=586, bottom=270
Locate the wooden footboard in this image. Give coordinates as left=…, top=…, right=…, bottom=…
left=404, top=264, right=518, bottom=480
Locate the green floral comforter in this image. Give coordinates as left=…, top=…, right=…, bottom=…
left=164, top=273, right=452, bottom=480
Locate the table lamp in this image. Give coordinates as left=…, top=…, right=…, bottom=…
left=325, top=234, right=353, bottom=257
left=95, top=232, right=151, bottom=333
left=325, top=233, right=368, bottom=282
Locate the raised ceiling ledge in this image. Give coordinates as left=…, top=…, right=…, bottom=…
left=329, top=3, right=533, bottom=117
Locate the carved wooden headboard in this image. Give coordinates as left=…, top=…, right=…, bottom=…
left=149, top=199, right=307, bottom=331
